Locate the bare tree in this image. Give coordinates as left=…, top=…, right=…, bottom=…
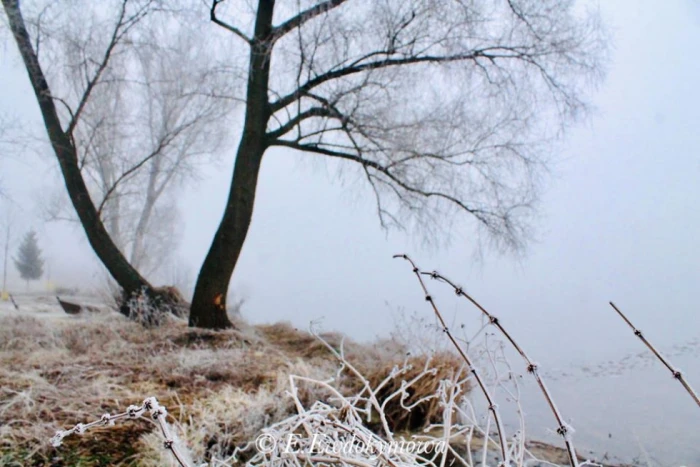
left=2, top=1, right=235, bottom=312
left=2, top=0, right=154, bottom=303
left=68, top=23, right=233, bottom=279
left=187, top=0, right=607, bottom=328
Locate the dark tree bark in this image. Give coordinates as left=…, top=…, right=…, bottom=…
left=2, top=0, right=152, bottom=305
left=188, top=0, right=275, bottom=328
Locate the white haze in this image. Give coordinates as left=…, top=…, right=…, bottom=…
left=1, top=0, right=699, bottom=462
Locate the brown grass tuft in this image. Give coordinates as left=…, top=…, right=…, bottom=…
left=357, top=352, right=468, bottom=433
left=255, top=321, right=348, bottom=358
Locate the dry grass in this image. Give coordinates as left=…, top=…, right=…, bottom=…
left=254, top=323, right=468, bottom=432
left=0, top=315, right=450, bottom=465
left=0, top=313, right=597, bottom=466
left=0, top=314, right=272, bottom=465
left=360, top=352, right=468, bottom=432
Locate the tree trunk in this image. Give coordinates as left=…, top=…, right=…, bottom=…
left=189, top=0, right=275, bottom=329
left=2, top=0, right=151, bottom=303
left=130, top=159, right=160, bottom=271
left=188, top=137, right=266, bottom=328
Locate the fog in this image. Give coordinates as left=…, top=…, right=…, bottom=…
left=1, top=0, right=698, bottom=371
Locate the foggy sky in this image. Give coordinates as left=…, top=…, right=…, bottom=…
left=1, top=0, right=699, bottom=368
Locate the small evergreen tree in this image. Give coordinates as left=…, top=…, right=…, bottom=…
left=14, top=230, right=44, bottom=287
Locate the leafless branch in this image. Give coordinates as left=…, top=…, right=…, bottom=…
left=266, top=106, right=335, bottom=140
left=210, top=0, right=251, bottom=43
left=271, top=49, right=499, bottom=113
left=272, top=0, right=350, bottom=43
left=271, top=139, right=507, bottom=235
left=67, top=0, right=154, bottom=135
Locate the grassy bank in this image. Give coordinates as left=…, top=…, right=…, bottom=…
left=0, top=311, right=625, bottom=466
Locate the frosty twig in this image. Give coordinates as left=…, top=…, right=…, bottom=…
left=609, top=301, right=700, bottom=409
left=50, top=397, right=191, bottom=467
left=416, top=265, right=580, bottom=467
left=394, top=254, right=511, bottom=466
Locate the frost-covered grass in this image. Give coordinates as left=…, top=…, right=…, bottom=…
left=0, top=294, right=646, bottom=466
left=0, top=304, right=491, bottom=465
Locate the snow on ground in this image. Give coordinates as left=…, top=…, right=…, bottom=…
left=0, top=292, right=112, bottom=321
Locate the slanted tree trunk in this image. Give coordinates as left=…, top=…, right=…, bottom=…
left=2, top=0, right=152, bottom=306
left=130, top=158, right=161, bottom=271
left=188, top=0, right=274, bottom=329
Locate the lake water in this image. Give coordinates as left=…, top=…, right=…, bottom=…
left=509, top=338, right=700, bottom=466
